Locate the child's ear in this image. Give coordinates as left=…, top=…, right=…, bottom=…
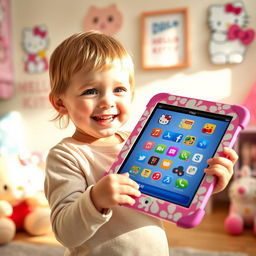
left=49, top=94, right=68, bottom=114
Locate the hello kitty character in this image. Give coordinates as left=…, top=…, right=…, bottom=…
left=208, top=1, right=255, bottom=64
left=158, top=114, right=171, bottom=125
left=84, top=4, right=123, bottom=36
left=22, top=25, right=49, bottom=73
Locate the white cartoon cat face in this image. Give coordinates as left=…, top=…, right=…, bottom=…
left=84, top=4, right=123, bottom=35
left=158, top=114, right=171, bottom=125
left=208, top=1, right=247, bottom=32
left=22, top=25, right=48, bottom=54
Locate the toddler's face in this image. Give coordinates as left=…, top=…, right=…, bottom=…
left=60, top=64, right=132, bottom=143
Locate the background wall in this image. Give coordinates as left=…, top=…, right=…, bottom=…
left=0, top=0, right=255, bottom=153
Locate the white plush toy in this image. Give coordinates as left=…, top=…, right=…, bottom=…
left=224, top=165, right=256, bottom=235
left=0, top=155, right=51, bottom=244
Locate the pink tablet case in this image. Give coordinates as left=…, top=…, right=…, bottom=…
left=108, top=93, right=250, bottom=228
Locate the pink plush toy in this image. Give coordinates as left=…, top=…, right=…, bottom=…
left=224, top=165, right=256, bottom=235
left=0, top=155, right=51, bottom=244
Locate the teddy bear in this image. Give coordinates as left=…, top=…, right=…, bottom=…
left=224, top=165, right=256, bottom=235
left=0, top=154, right=51, bottom=244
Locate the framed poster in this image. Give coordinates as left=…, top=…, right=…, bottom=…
left=141, top=8, right=189, bottom=70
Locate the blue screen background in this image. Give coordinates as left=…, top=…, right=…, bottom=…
left=118, top=104, right=231, bottom=207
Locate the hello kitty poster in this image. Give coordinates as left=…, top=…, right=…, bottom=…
left=84, top=4, right=123, bottom=36
left=208, top=1, right=255, bottom=64
left=0, top=0, right=13, bottom=99
left=22, top=24, right=49, bottom=73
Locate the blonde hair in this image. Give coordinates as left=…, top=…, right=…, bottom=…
left=49, top=30, right=134, bottom=128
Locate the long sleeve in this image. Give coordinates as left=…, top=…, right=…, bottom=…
left=44, top=145, right=112, bottom=248
left=44, top=135, right=169, bottom=256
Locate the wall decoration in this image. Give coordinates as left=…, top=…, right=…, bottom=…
left=84, top=4, right=123, bottom=36
left=0, top=0, right=13, bottom=99
left=243, top=83, right=256, bottom=125
left=22, top=24, right=49, bottom=73
left=0, top=0, right=6, bottom=61
left=17, top=80, right=50, bottom=109
left=208, top=1, right=255, bottom=64
left=141, top=8, right=189, bottom=70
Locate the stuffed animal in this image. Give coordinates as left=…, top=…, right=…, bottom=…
left=224, top=165, right=256, bottom=235
left=0, top=155, right=51, bottom=244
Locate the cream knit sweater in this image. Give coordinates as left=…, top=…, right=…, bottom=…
left=44, top=132, right=169, bottom=256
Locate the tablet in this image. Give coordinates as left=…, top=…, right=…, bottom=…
left=108, top=93, right=250, bottom=228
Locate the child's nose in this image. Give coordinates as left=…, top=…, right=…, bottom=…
left=98, top=93, right=115, bottom=109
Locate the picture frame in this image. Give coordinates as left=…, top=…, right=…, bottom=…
left=141, top=8, right=189, bottom=70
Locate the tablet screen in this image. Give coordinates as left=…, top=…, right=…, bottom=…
left=117, top=103, right=232, bottom=207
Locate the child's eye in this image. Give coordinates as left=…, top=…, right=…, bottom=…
left=81, top=88, right=98, bottom=96
left=114, top=87, right=128, bottom=94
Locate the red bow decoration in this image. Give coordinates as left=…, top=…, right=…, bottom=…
left=225, top=3, right=242, bottom=15
left=33, top=26, right=47, bottom=38
left=227, top=24, right=255, bottom=45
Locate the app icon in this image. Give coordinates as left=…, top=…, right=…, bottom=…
left=144, top=141, right=155, bottom=150
left=175, top=178, right=188, bottom=188
left=179, top=150, right=191, bottom=161
left=152, top=172, right=162, bottom=181
left=186, top=165, right=198, bottom=175
left=158, top=114, right=172, bottom=125
left=151, top=128, right=162, bottom=137
left=166, top=146, right=179, bottom=157
left=160, top=159, right=173, bottom=170
left=162, top=131, right=183, bottom=143
left=197, top=139, right=209, bottom=149
left=137, top=153, right=148, bottom=162
left=129, top=166, right=141, bottom=175
left=141, top=169, right=152, bottom=178
left=172, top=166, right=184, bottom=176
left=148, top=156, right=160, bottom=166
left=179, top=119, right=194, bottom=129
left=183, top=135, right=196, bottom=146
left=202, top=123, right=216, bottom=134
left=155, top=144, right=167, bottom=154
left=162, top=176, right=172, bottom=184
left=192, top=153, right=203, bottom=163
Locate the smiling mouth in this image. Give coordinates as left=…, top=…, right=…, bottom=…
left=92, top=115, right=117, bottom=122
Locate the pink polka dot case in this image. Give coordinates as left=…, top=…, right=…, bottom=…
left=108, top=93, right=250, bottom=228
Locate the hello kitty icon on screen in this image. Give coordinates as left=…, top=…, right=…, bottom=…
left=208, top=1, right=255, bottom=65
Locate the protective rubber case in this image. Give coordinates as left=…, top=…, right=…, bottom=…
left=108, top=93, right=250, bottom=228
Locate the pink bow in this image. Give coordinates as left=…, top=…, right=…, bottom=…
left=225, top=3, right=242, bottom=15
left=33, top=26, right=47, bottom=38
left=227, top=24, right=255, bottom=45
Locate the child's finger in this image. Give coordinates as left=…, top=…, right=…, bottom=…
left=204, top=164, right=226, bottom=176
left=118, top=195, right=136, bottom=205
left=207, top=158, right=233, bottom=174
left=223, top=147, right=238, bottom=163
left=119, top=173, right=140, bottom=189
left=119, top=185, right=141, bottom=197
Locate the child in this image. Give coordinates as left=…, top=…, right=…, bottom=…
left=44, top=31, right=238, bottom=256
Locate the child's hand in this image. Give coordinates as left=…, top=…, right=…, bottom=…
left=204, top=147, right=238, bottom=194
left=90, top=173, right=141, bottom=213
